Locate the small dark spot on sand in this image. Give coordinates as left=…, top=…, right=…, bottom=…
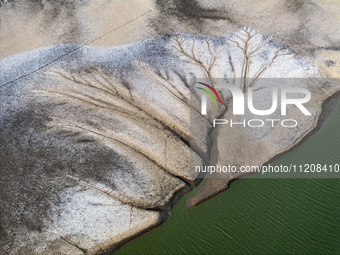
left=325, top=59, right=336, bottom=67
left=152, top=0, right=236, bottom=34
left=285, top=0, right=308, bottom=12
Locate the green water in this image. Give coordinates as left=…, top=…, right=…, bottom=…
left=116, top=101, right=340, bottom=255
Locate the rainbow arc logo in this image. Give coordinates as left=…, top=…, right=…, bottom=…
left=196, top=82, right=223, bottom=115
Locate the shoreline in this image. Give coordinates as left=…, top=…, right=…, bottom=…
left=111, top=182, right=193, bottom=253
